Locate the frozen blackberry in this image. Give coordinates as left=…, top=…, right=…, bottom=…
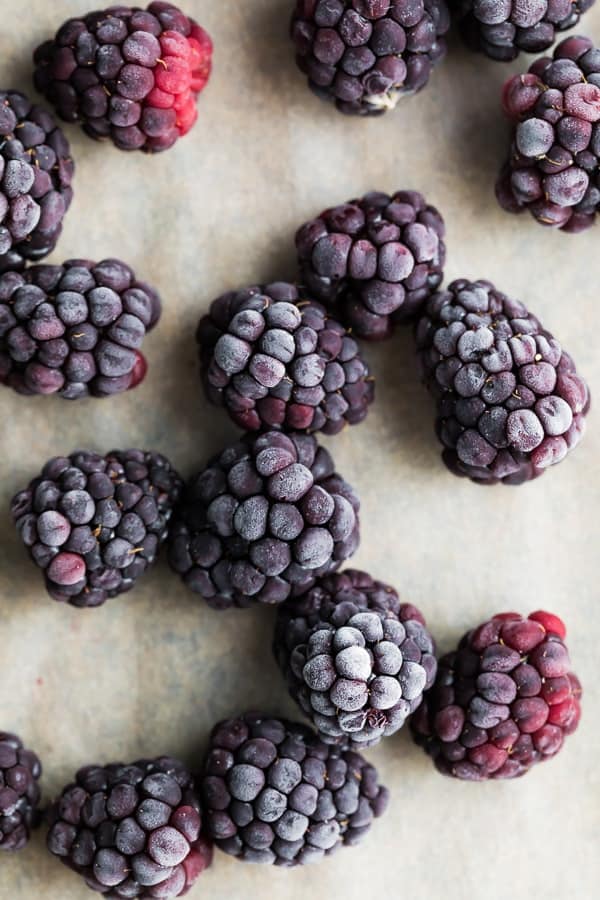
left=274, top=569, right=437, bottom=747
left=455, top=0, right=595, bottom=62
left=47, top=756, right=213, bottom=897
left=197, top=282, right=374, bottom=434
left=168, top=431, right=360, bottom=609
left=34, top=2, right=213, bottom=153
left=0, top=90, right=73, bottom=272
left=291, top=0, right=450, bottom=115
left=296, top=190, right=445, bottom=340
left=412, top=610, right=582, bottom=779
left=497, top=36, right=600, bottom=232
left=201, top=712, right=389, bottom=866
left=12, top=449, right=182, bottom=608
left=0, top=732, right=42, bottom=851
left=0, top=258, right=161, bottom=398
left=416, top=278, right=590, bottom=484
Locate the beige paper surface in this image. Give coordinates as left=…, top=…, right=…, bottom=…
left=0, top=2, right=599, bottom=898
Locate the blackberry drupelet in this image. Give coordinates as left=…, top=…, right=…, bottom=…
left=455, top=0, right=595, bottom=62
left=197, top=282, right=374, bottom=434
left=201, top=712, right=389, bottom=866
left=34, top=2, right=213, bottom=153
left=497, top=35, right=600, bottom=232
left=291, top=0, right=450, bottom=115
left=296, top=190, right=445, bottom=340
left=168, top=431, right=360, bottom=609
left=416, top=278, right=590, bottom=484
left=0, top=258, right=161, bottom=398
left=47, top=756, right=213, bottom=897
left=0, top=733, right=42, bottom=851
left=412, top=611, right=582, bottom=779
left=0, top=91, right=73, bottom=272
left=12, top=449, right=182, bottom=608
left=274, top=569, right=437, bottom=747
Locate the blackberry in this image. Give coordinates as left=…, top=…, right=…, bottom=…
left=497, top=36, right=600, bottom=232
left=291, top=0, right=450, bottom=115
left=168, top=431, right=360, bottom=609
left=274, top=569, right=437, bottom=747
left=296, top=190, right=445, bottom=340
left=455, top=0, right=595, bottom=62
left=47, top=756, right=213, bottom=897
left=12, top=449, right=182, bottom=608
left=412, top=610, right=582, bottom=779
left=34, top=2, right=213, bottom=153
left=0, top=732, right=42, bottom=851
left=197, top=282, right=374, bottom=434
left=0, top=90, right=73, bottom=272
left=0, top=258, right=161, bottom=399
left=201, top=712, right=389, bottom=866
left=416, top=278, right=590, bottom=484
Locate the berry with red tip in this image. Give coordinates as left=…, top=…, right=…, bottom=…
left=411, top=610, right=582, bottom=779
left=34, top=3, right=213, bottom=153
left=0, top=733, right=42, bottom=851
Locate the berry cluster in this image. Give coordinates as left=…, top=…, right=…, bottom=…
left=0, top=733, right=42, bottom=851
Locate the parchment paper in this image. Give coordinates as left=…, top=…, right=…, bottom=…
left=0, top=2, right=598, bottom=898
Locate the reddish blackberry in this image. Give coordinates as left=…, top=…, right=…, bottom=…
left=416, top=279, right=590, bottom=484
left=0, top=732, right=42, bottom=851
left=12, top=449, right=182, bottom=608
left=455, top=0, right=595, bottom=62
left=274, top=569, right=437, bottom=747
left=34, top=2, right=213, bottom=153
left=497, top=36, right=600, bottom=232
left=201, top=712, right=389, bottom=866
left=296, top=190, right=445, bottom=340
left=168, top=432, right=360, bottom=609
left=0, top=90, right=73, bottom=272
left=47, top=756, right=213, bottom=897
left=412, top=611, right=582, bottom=779
left=197, top=282, right=374, bottom=434
left=0, top=258, right=161, bottom=398
left=291, top=0, right=450, bottom=115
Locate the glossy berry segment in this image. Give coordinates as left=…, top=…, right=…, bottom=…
left=455, top=0, right=595, bottom=62
left=168, top=431, right=360, bottom=609
left=0, top=91, right=73, bottom=272
left=412, top=610, right=582, bottom=779
left=415, top=278, right=590, bottom=485
left=0, top=733, right=42, bottom=851
left=291, top=0, right=450, bottom=115
left=197, top=282, right=374, bottom=434
left=274, top=569, right=437, bottom=748
left=201, top=712, right=388, bottom=866
left=47, top=756, right=213, bottom=897
left=296, top=190, right=445, bottom=339
left=0, top=258, right=160, bottom=399
left=12, top=449, right=182, bottom=608
left=497, top=36, right=600, bottom=232
left=34, top=2, right=213, bottom=153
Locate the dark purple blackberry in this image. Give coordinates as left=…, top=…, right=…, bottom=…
left=497, top=36, right=600, bottom=232
left=0, top=90, right=73, bottom=272
left=0, top=258, right=161, bottom=398
left=12, top=449, right=182, bottom=608
left=197, top=282, right=374, bottom=434
left=34, top=3, right=213, bottom=153
left=296, top=190, right=445, bottom=340
left=0, top=733, right=42, bottom=851
left=412, top=610, right=582, bottom=779
left=168, top=431, right=360, bottom=609
left=201, top=712, right=389, bottom=866
left=455, top=0, right=595, bottom=62
left=274, top=569, right=437, bottom=747
left=416, top=278, right=590, bottom=484
left=291, top=0, right=450, bottom=115
left=47, top=756, right=213, bottom=897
